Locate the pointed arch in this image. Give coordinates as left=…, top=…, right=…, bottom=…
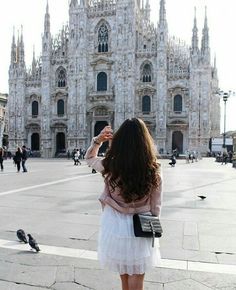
left=56, top=66, right=67, bottom=87
left=140, top=61, right=153, bottom=82
left=95, top=20, right=111, bottom=53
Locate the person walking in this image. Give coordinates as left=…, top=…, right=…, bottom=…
left=169, top=154, right=176, bottom=167
left=21, top=145, right=28, bottom=172
left=14, top=147, right=22, bottom=173
left=73, top=149, right=81, bottom=165
left=0, top=147, right=4, bottom=171
left=85, top=118, right=162, bottom=290
left=67, top=149, right=71, bottom=160
left=221, top=149, right=228, bottom=165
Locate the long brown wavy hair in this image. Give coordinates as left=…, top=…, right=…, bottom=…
left=102, top=118, right=161, bottom=202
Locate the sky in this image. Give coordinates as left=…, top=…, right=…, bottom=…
left=0, top=0, right=235, bottom=132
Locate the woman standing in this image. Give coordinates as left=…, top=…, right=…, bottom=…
left=85, top=118, right=162, bottom=290
left=0, top=147, right=4, bottom=171
left=14, top=147, right=22, bottom=173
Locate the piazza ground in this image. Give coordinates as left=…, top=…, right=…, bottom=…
left=0, top=157, right=236, bottom=289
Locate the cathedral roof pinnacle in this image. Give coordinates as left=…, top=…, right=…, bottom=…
left=44, top=0, right=51, bottom=38
left=11, top=26, right=16, bottom=48
left=46, top=0, right=49, bottom=13
left=191, top=6, right=199, bottom=54
left=201, top=5, right=210, bottom=58
left=204, top=6, right=208, bottom=28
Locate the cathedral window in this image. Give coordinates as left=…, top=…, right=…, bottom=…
left=56, top=68, right=67, bottom=87
left=173, top=94, right=183, bottom=112
left=98, top=24, right=108, bottom=53
left=142, top=95, right=151, bottom=114
left=97, top=72, right=107, bottom=91
left=57, top=99, right=65, bottom=116
left=32, top=101, right=39, bottom=117
left=142, top=63, right=152, bottom=82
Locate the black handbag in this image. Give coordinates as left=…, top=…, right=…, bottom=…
left=133, top=213, right=163, bottom=247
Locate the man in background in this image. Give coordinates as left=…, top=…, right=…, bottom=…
left=22, top=145, right=28, bottom=172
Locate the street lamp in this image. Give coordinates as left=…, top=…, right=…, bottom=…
left=223, top=92, right=229, bottom=148
left=219, top=90, right=235, bottom=148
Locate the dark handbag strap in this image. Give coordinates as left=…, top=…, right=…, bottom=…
left=149, top=221, right=155, bottom=247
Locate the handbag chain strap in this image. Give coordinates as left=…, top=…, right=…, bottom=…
left=149, top=221, right=155, bottom=247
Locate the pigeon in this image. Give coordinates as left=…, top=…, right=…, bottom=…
left=27, top=234, right=40, bottom=252
left=198, top=195, right=207, bottom=200
left=16, top=229, right=28, bottom=243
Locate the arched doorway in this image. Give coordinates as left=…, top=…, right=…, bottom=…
left=31, top=133, right=40, bottom=151
left=56, top=132, right=66, bottom=154
left=172, top=131, right=183, bottom=153
left=94, top=121, right=108, bottom=153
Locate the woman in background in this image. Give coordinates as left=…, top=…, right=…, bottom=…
left=0, top=147, right=4, bottom=171
left=14, top=147, right=22, bottom=173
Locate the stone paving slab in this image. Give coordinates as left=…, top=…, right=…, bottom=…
left=0, top=281, right=48, bottom=290
left=0, top=247, right=236, bottom=289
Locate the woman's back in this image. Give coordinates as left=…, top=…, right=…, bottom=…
left=85, top=118, right=162, bottom=288
left=86, top=118, right=162, bottom=216
left=102, top=118, right=161, bottom=203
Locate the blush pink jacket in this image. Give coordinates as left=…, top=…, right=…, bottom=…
left=85, top=141, right=162, bottom=216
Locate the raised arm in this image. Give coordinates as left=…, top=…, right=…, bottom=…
left=85, top=139, right=104, bottom=173
left=85, top=126, right=113, bottom=173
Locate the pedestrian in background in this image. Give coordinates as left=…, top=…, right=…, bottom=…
left=21, top=145, right=28, bottom=172
left=85, top=118, right=162, bottom=290
left=73, top=149, right=81, bottom=165
left=222, top=149, right=228, bottom=165
left=14, top=147, right=22, bottom=173
left=0, top=147, right=4, bottom=171
left=67, top=149, right=70, bottom=160
left=169, top=154, right=176, bottom=167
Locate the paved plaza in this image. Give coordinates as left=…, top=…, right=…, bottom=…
left=0, top=157, right=236, bottom=289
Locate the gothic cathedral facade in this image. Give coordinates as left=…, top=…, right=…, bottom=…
left=8, top=0, right=220, bottom=157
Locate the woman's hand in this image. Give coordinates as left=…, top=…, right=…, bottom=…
left=96, top=126, right=113, bottom=143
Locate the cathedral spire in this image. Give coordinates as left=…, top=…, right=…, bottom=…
left=17, top=25, right=25, bottom=66
left=70, top=0, right=78, bottom=7
left=201, top=6, right=210, bottom=61
left=32, top=45, right=37, bottom=73
left=11, top=27, right=17, bottom=65
left=141, top=0, right=144, bottom=10
left=213, top=53, right=218, bottom=78
left=159, top=0, right=167, bottom=26
left=16, top=29, right=20, bottom=63
left=191, top=7, right=199, bottom=55
left=144, top=0, right=151, bottom=19
left=44, top=0, right=51, bottom=37
left=158, top=0, right=168, bottom=44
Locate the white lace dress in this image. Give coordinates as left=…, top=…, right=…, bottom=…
left=98, top=205, right=161, bottom=275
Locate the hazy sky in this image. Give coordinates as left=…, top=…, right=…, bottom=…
left=0, top=0, right=235, bottom=132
